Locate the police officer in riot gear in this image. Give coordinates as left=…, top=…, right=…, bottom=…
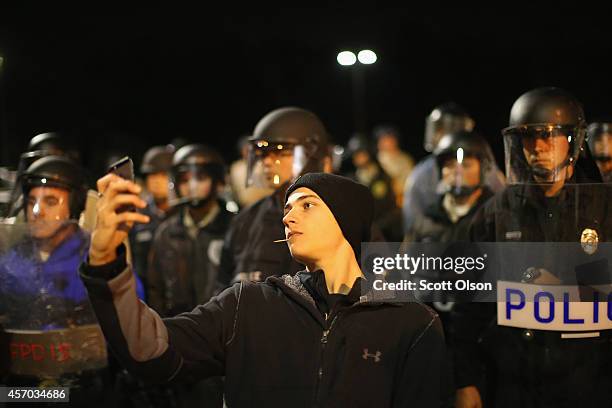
left=403, top=103, right=505, bottom=236
left=406, top=130, right=495, bottom=243
left=140, top=145, right=174, bottom=213
left=129, top=145, right=174, bottom=291
left=147, top=143, right=232, bottom=316
left=587, top=121, right=612, bottom=182
left=143, top=143, right=231, bottom=408
left=0, top=156, right=121, bottom=405
left=219, top=107, right=329, bottom=284
left=405, top=130, right=495, bottom=347
left=453, top=87, right=612, bottom=408
left=18, top=156, right=88, bottom=265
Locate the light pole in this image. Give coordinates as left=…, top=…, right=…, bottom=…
left=336, top=49, right=377, bottom=135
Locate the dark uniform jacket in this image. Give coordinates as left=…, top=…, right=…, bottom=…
left=148, top=203, right=233, bottom=317
left=219, top=188, right=302, bottom=285
left=80, top=253, right=450, bottom=408
left=129, top=195, right=166, bottom=293
left=452, top=171, right=612, bottom=407
left=406, top=189, right=494, bottom=244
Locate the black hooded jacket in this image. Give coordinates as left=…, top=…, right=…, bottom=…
left=80, top=254, right=450, bottom=407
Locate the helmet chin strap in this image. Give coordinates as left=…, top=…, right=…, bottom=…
left=437, top=181, right=480, bottom=198
left=530, top=156, right=572, bottom=184
left=449, top=185, right=479, bottom=198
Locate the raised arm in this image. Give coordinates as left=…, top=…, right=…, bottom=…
left=81, top=174, right=239, bottom=384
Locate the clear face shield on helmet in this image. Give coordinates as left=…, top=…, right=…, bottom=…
left=588, top=124, right=612, bottom=183
left=24, top=184, right=73, bottom=239
left=502, top=124, right=586, bottom=185
left=437, top=148, right=490, bottom=198
left=246, top=140, right=308, bottom=188
left=168, top=164, right=216, bottom=208
left=424, top=111, right=475, bottom=152
left=0, top=221, right=108, bottom=380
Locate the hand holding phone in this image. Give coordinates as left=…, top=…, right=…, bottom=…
left=107, top=156, right=136, bottom=213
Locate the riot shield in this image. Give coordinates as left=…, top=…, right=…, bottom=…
left=0, top=220, right=107, bottom=383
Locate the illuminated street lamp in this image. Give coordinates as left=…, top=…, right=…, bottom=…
left=336, top=49, right=378, bottom=134
left=337, top=51, right=357, bottom=66
left=357, top=50, right=377, bottom=65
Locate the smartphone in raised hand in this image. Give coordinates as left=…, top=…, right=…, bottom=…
left=108, top=156, right=134, bottom=182
left=107, top=156, right=136, bottom=213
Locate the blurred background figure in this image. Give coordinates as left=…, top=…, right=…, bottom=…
left=0, top=166, right=14, bottom=217
left=405, top=130, right=495, bottom=243
left=27, top=131, right=82, bottom=164
left=345, top=134, right=402, bottom=241
left=140, top=145, right=174, bottom=213
left=144, top=143, right=230, bottom=407
left=228, top=135, right=274, bottom=209
left=219, top=107, right=329, bottom=284
left=328, top=143, right=346, bottom=174
left=372, top=125, right=414, bottom=206
left=128, top=145, right=174, bottom=293
left=402, top=102, right=504, bottom=237
left=587, top=122, right=612, bottom=182
left=148, top=144, right=231, bottom=316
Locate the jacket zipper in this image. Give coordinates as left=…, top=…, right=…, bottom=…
left=314, top=312, right=339, bottom=406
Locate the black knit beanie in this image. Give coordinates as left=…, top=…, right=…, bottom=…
left=285, top=173, right=374, bottom=261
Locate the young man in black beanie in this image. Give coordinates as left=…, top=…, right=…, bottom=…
left=80, top=172, right=449, bottom=407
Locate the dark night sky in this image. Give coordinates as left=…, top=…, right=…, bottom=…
left=1, top=5, right=611, bottom=175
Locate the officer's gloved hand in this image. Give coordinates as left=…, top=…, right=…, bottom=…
left=455, top=386, right=482, bottom=408
left=521, top=267, right=561, bottom=285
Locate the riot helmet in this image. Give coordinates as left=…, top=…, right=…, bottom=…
left=140, top=145, right=174, bottom=175
left=6, top=150, right=54, bottom=217
left=169, top=144, right=225, bottom=208
left=27, top=131, right=83, bottom=164
left=347, top=134, right=375, bottom=169
left=502, top=87, right=587, bottom=185
left=424, top=103, right=475, bottom=153
left=246, top=107, right=329, bottom=188
left=373, top=125, right=401, bottom=153
left=434, top=131, right=494, bottom=197
left=27, top=132, right=67, bottom=154
left=20, top=156, right=87, bottom=239
left=587, top=122, right=612, bottom=182
left=141, top=145, right=175, bottom=206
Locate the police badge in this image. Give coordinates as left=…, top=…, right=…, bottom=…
left=580, top=228, right=599, bottom=255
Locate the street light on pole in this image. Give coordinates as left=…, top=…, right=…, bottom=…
left=336, top=49, right=377, bottom=135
